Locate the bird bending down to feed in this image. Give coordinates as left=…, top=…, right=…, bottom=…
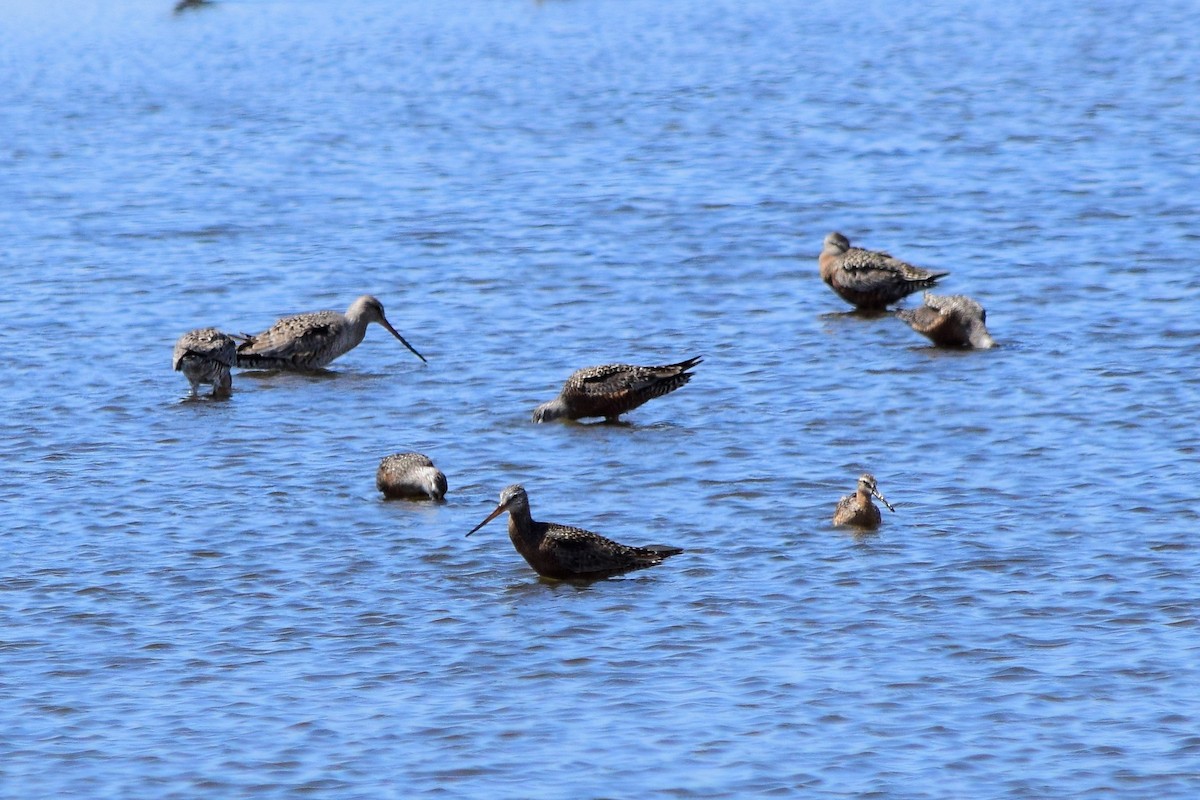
left=833, top=473, right=896, bottom=529
left=532, top=356, right=702, bottom=423
left=819, top=232, right=949, bottom=311
left=235, top=294, right=426, bottom=370
left=466, top=484, right=683, bottom=580
left=173, top=328, right=237, bottom=398
left=897, top=293, right=995, bottom=349
left=376, top=452, right=447, bottom=501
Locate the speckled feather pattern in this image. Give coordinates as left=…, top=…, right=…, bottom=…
left=376, top=452, right=448, bottom=501
left=832, top=474, right=893, bottom=529
left=173, top=327, right=236, bottom=396
left=236, top=309, right=355, bottom=370
left=469, top=484, right=682, bottom=580
left=533, top=356, right=702, bottom=422
left=235, top=295, right=425, bottom=370
left=832, top=492, right=883, bottom=528
left=819, top=232, right=948, bottom=310
left=897, top=292, right=995, bottom=349
left=519, top=521, right=682, bottom=580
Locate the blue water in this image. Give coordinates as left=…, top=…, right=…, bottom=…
left=2, top=0, right=1199, bottom=797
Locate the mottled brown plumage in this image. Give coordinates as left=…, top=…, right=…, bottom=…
left=172, top=327, right=236, bottom=398
left=532, top=356, right=702, bottom=423
left=376, top=452, right=447, bottom=501
left=235, top=295, right=425, bottom=370
left=833, top=473, right=895, bottom=529
left=466, top=484, right=683, bottom=580
left=897, top=292, right=995, bottom=349
left=819, top=232, right=948, bottom=311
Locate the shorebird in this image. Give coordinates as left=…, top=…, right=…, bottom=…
left=897, top=292, right=996, bottom=349
left=833, top=473, right=896, bottom=529
left=819, top=232, right=949, bottom=311
left=173, top=328, right=236, bottom=398
left=532, top=356, right=702, bottom=423
left=376, top=452, right=447, bottom=501
left=466, top=484, right=683, bottom=580
left=235, top=295, right=426, bottom=371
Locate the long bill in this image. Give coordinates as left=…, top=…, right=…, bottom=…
left=466, top=503, right=508, bottom=537
left=380, top=316, right=428, bottom=363
left=872, top=488, right=897, bottom=513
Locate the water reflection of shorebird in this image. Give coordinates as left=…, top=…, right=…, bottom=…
left=173, top=328, right=236, bottom=398
left=833, top=473, right=895, bottom=529
left=819, top=232, right=948, bottom=311
left=376, top=453, right=447, bottom=501
left=466, top=484, right=683, bottom=580
left=235, top=295, right=426, bottom=370
left=898, top=293, right=996, bottom=349
left=173, top=0, right=212, bottom=13
left=532, top=357, right=702, bottom=423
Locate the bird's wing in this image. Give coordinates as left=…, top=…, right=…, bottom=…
left=236, top=312, right=339, bottom=360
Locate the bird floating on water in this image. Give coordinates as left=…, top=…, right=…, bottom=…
left=833, top=473, right=896, bottom=529
left=235, top=294, right=426, bottom=370
left=466, top=484, right=683, bottom=580
left=819, top=232, right=949, bottom=311
left=173, top=327, right=236, bottom=398
left=532, top=356, right=702, bottom=423
left=897, top=292, right=996, bottom=349
left=376, top=452, right=447, bottom=501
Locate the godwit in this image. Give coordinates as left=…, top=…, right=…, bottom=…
left=833, top=473, right=896, bottom=529
left=466, top=484, right=683, bottom=580
left=897, top=292, right=996, bottom=349
left=172, top=327, right=236, bottom=398
left=532, top=356, right=702, bottom=423
left=235, top=295, right=426, bottom=370
left=819, top=232, right=949, bottom=311
left=376, top=452, right=447, bottom=501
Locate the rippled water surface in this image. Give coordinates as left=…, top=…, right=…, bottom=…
left=2, top=0, right=1199, bottom=796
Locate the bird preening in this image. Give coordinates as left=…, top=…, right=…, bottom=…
left=173, top=295, right=426, bottom=398
left=897, top=293, right=996, bottom=349
left=173, top=328, right=237, bottom=398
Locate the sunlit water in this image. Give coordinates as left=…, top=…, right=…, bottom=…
left=2, top=0, right=1198, bottom=797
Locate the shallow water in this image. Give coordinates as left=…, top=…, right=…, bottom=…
left=2, top=0, right=1199, bottom=797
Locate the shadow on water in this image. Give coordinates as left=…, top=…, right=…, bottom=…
left=818, top=309, right=898, bottom=322
left=175, top=393, right=234, bottom=405
left=173, top=0, right=214, bottom=14
left=379, top=494, right=448, bottom=506
left=910, top=344, right=1001, bottom=358
left=238, top=367, right=341, bottom=379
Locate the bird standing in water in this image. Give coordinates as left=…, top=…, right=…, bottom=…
left=532, top=356, right=702, bottom=423
left=235, top=294, right=426, bottom=370
left=466, top=484, right=683, bottom=580
left=173, top=327, right=237, bottom=398
left=897, top=293, right=996, bottom=349
left=376, top=453, right=448, bottom=501
left=833, top=473, right=896, bottom=529
left=819, top=232, right=948, bottom=311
